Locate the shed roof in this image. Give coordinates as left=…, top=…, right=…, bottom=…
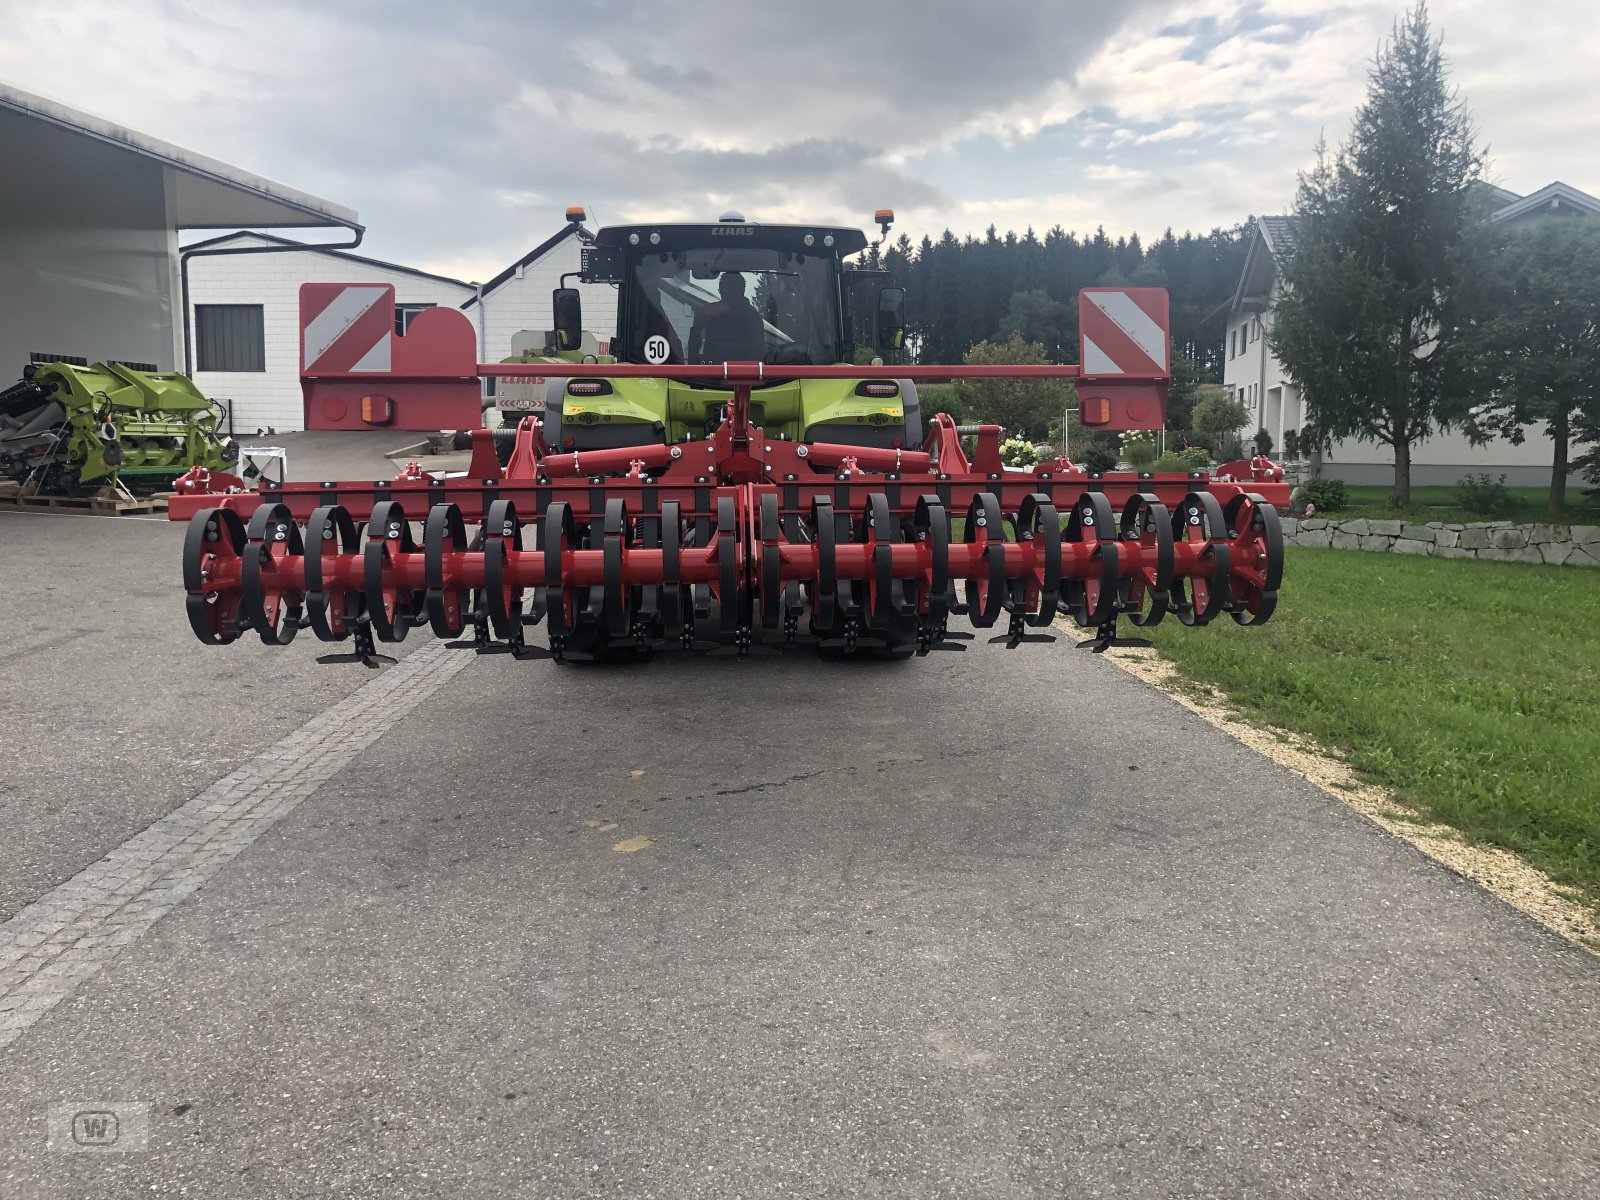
left=182, top=231, right=473, bottom=289
left=0, top=83, right=357, bottom=229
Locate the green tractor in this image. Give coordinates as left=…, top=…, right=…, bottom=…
left=538, top=210, right=916, bottom=456
left=0, top=360, right=237, bottom=495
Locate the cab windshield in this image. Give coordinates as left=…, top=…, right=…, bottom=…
left=626, top=248, right=840, bottom=366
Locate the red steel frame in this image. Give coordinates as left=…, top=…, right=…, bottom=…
left=172, top=360, right=1288, bottom=655
left=171, top=285, right=1287, bottom=656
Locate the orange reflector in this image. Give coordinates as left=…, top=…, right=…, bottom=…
left=1080, top=396, right=1112, bottom=426
left=360, top=395, right=395, bottom=425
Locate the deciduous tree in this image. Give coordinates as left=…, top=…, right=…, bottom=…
left=950, top=332, right=1074, bottom=441
left=1473, top=219, right=1600, bottom=512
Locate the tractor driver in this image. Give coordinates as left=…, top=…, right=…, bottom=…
left=688, top=272, right=765, bottom=362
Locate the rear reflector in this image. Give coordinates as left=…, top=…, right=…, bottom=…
left=1079, top=396, right=1112, bottom=426
left=360, top=395, right=395, bottom=425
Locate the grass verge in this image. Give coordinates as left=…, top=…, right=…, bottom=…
left=1144, top=547, right=1600, bottom=904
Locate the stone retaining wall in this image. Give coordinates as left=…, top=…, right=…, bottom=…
left=1277, top=516, right=1600, bottom=567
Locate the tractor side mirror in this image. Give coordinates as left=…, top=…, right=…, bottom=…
left=552, top=288, right=583, bottom=352
left=876, top=287, right=906, bottom=355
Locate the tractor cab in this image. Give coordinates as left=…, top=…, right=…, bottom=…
left=561, top=215, right=905, bottom=369
left=543, top=212, right=918, bottom=451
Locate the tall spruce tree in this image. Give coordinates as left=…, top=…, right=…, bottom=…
left=1472, top=218, right=1600, bottom=512
left=1270, top=3, right=1489, bottom=506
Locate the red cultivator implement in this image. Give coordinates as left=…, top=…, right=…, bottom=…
left=170, top=216, right=1286, bottom=664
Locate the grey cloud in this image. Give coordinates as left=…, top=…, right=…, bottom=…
left=98, top=0, right=1166, bottom=271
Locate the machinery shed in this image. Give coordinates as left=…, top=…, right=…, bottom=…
left=0, top=84, right=357, bottom=379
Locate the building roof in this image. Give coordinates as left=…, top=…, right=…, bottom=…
left=1491, top=180, right=1600, bottom=224
left=460, top=226, right=582, bottom=308
left=181, top=231, right=474, bottom=289
left=0, top=83, right=357, bottom=229
left=1256, top=214, right=1298, bottom=259
left=1215, top=215, right=1297, bottom=319
left=1472, top=181, right=1524, bottom=209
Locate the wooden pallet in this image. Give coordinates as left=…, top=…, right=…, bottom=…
left=0, top=482, right=169, bottom=516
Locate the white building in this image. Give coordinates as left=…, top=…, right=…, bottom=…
left=460, top=225, right=618, bottom=409
left=1221, top=215, right=1302, bottom=461
left=184, top=223, right=620, bottom=431
left=184, top=232, right=474, bottom=433
left=0, top=84, right=354, bottom=380
left=1221, top=183, right=1600, bottom=487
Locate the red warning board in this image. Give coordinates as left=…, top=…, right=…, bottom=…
left=301, top=283, right=395, bottom=374
left=1078, top=288, right=1170, bottom=379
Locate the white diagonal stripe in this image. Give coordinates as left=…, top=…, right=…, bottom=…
left=348, top=334, right=392, bottom=373
left=0, top=641, right=471, bottom=1054
left=302, top=286, right=389, bottom=369
left=1082, top=336, right=1123, bottom=376
left=1086, top=291, right=1168, bottom=371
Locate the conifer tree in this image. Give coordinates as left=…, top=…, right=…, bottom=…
left=1270, top=2, right=1489, bottom=506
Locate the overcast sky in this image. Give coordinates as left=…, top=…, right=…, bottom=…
left=3, top=0, right=1596, bottom=282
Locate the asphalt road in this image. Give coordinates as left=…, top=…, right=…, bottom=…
left=2, top=435, right=1598, bottom=1197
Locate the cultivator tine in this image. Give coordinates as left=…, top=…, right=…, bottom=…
left=1115, top=493, right=1174, bottom=628
left=860, top=492, right=907, bottom=631
left=1076, top=617, right=1154, bottom=653
left=304, top=505, right=361, bottom=643
left=1171, top=492, right=1231, bottom=626
left=241, top=502, right=305, bottom=645
left=962, top=492, right=1007, bottom=628
left=657, top=500, right=685, bottom=640
left=181, top=508, right=247, bottom=645
left=362, top=501, right=424, bottom=642
left=811, top=497, right=839, bottom=629
left=757, top=494, right=783, bottom=632
left=633, top=513, right=660, bottom=638
left=317, top=620, right=394, bottom=668
left=988, top=613, right=1057, bottom=648
left=478, top=498, right=531, bottom=656
left=1016, top=493, right=1062, bottom=627
left=601, top=498, right=631, bottom=638
left=424, top=504, right=470, bottom=638
left=715, top=496, right=742, bottom=634
left=1221, top=492, right=1283, bottom=626
left=1060, top=492, right=1121, bottom=629
left=542, top=500, right=575, bottom=643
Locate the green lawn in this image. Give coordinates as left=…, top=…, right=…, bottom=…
left=1323, top=483, right=1600, bottom=527
left=1145, top=547, right=1600, bottom=904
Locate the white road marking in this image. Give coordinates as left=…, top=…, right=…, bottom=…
left=0, top=639, right=472, bottom=1052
